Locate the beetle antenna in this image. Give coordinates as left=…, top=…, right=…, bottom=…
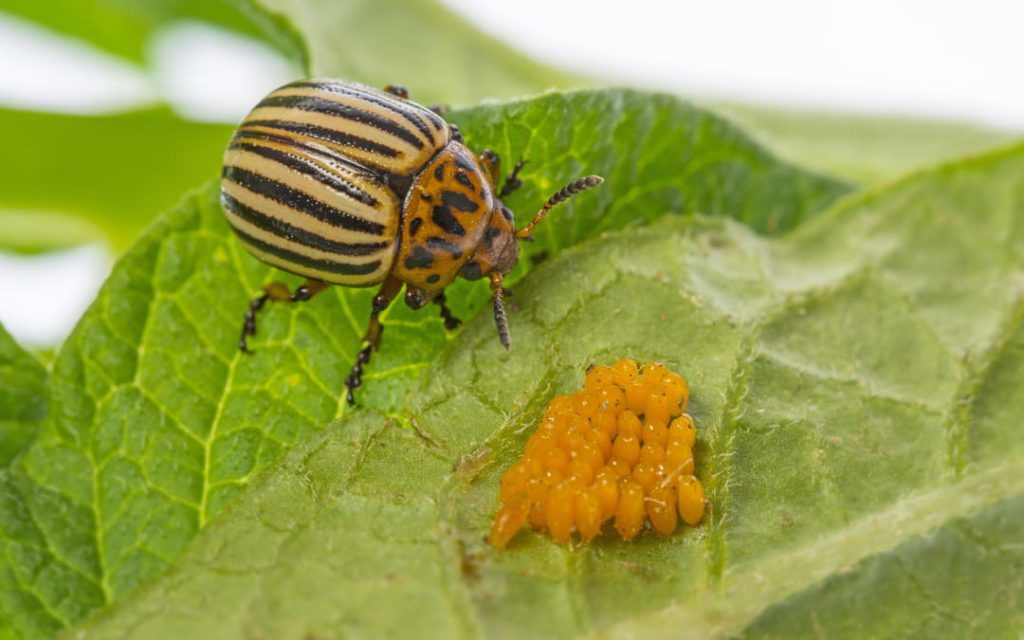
left=515, top=175, right=604, bottom=239
left=490, top=273, right=511, bottom=350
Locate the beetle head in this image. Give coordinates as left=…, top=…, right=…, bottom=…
left=458, top=202, right=519, bottom=283
left=460, top=175, right=604, bottom=351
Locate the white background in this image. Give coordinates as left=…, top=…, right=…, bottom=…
left=446, top=0, right=1024, bottom=129
left=1, top=0, right=1022, bottom=346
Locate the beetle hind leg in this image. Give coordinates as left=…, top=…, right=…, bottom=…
left=383, top=84, right=447, bottom=115
left=383, top=84, right=409, bottom=99
left=239, top=279, right=327, bottom=352
left=345, top=277, right=402, bottom=406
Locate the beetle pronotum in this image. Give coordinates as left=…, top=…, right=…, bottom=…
left=220, top=79, right=603, bottom=404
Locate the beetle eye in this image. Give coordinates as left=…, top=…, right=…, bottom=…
left=501, top=206, right=515, bottom=223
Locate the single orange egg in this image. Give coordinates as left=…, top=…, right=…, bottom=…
left=678, top=474, right=706, bottom=527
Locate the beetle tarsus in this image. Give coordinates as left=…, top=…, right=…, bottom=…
left=434, top=292, right=462, bottom=331
left=237, top=280, right=326, bottom=354
left=344, top=344, right=374, bottom=406
left=239, top=293, right=270, bottom=352
left=498, top=159, right=527, bottom=199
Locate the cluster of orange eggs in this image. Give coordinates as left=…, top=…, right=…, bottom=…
left=490, top=359, right=705, bottom=549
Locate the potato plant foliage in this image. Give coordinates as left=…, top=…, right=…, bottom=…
left=0, top=1, right=1021, bottom=639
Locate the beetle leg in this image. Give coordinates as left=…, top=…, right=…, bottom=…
left=239, top=279, right=327, bottom=352
left=498, top=159, right=527, bottom=199
left=382, top=84, right=446, bottom=114
left=490, top=273, right=511, bottom=351
left=434, top=291, right=462, bottom=331
left=345, top=277, right=402, bottom=406
left=478, top=149, right=501, bottom=190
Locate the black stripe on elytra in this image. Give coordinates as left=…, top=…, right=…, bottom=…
left=409, top=217, right=423, bottom=237
left=257, top=94, right=424, bottom=150
left=234, top=225, right=382, bottom=276
left=403, top=245, right=434, bottom=270
left=232, top=130, right=380, bottom=180
left=431, top=204, right=465, bottom=236
left=242, top=120, right=401, bottom=159
left=221, top=192, right=387, bottom=256
left=426, top=236, right=463, bottom=259
left=229, top=140, right=380, bottom=207
left=441, top=190, right=479, bottom=212
left=223, top=166, right=385, bottom=235
left=287, top=81, right=440, bottom=146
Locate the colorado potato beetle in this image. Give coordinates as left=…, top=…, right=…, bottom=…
left=220, top=80, right=603, bottom=404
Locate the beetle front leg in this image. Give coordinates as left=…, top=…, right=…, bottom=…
left=345, top=277, right=403, bottom=406
left=479, top=149, right=527, bottom=198
left=478, top=149, right=501, bottom=190
left=239, top=279, right=327, bottom=352
left=433, top=291, right=461, bottom=331
left=498, top=158, right=527, bottom=198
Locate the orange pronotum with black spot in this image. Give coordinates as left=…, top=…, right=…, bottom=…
left=219, top=79, right=604, bottom=404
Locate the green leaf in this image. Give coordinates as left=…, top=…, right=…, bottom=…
left=0, top=325, right=47, bottom=467
left=0, top=89, right=843, bottom=638
left=0, top=108, right=233, bottom=252
left=711, top=101, right=1017, bottom=184
left=70, top=141, right=1024, bottom=638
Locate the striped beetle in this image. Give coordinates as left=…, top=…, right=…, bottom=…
left=221, top=79, right=603, bottom=404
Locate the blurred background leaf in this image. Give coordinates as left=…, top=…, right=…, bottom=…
left=0, top=0, right=304, bottom=63
left=0, top=107, right=232, bottom=253
left=252, top=0, right=577, bottom=105
left=713, top=101, right=1016, bottom=184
